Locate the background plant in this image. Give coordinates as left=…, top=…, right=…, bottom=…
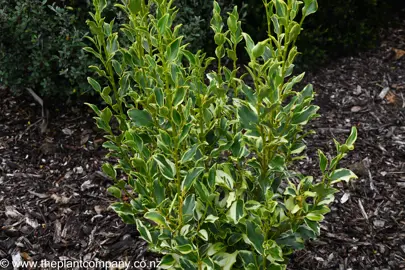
left=86, top=0, right=357, bottom=269
left=0, top=0, right=94, bottom=100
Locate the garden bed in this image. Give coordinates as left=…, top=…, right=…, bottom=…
left=1, top=19, right=405, bottom=270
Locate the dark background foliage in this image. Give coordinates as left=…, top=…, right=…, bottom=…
left=0, top=0, right=94, bottom=100
left=235, top=0, right=405, bottom=68
left=0, top=0, right=404, bottom=101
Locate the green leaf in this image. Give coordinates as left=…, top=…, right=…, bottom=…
left=153, top=179, right=165, bottom=204
left=128, top=0, right=142, bottom=14
left=227, top=200, right=246, bottom=224
left=246, top=220, right=264, bottom=254
left=172, top=109, right=182, bottom=126
left=182, top=194, right=196, bottom=223
left=290, top=142, right=306, bottom=154
left=306, top=212, right=324, bottom=221
left=144, top=211, right=167, bottom=228
left=330, top=168, right=357, bottom=183
left=271, top=15, right=281, bottom=35
left=102, top=163, right=116, bottom=179
left=252, top=41, right=266, bottom=58
left=318, top=149, right=328, bottom=173
left=239, top=251, right=256, bottom=268
left=173, top=86, right=186, bottom=107
left=245, top=200, right=263, bottom=211
left=107, top=186, right=121, bottom=199
left=154, top=87, right=164, bottom=107
left=179, top=124, right=192, bottom=144
left=205, top=214, right=219, bottom=223
left=111, top=202, right=136, bottom=224
left=275, top=0, right=287, bottom=18
left=154, top=155, right=176, bottom=180
left=85, top=103, right=101, bottom=116
left=102, top=141, right=120, bottom=151
left=182, top=167, right=204, bottom=192
left=179, top=257, right=195, bottom=270
left=276, top=232, right=304, bottom=250
left=157, top=14, right=170, bottom=35
left=227, top=14, right=237, bottom=33
left=305, top=218, right=320, bottom=236
left=177, top=244, right=194, bottom=254
left=194, top=181, right=210, bottom=203
left=128, top=109, right=154, bottom=127
left=242, top=33, right=255, bottom=59
left=207, top=242, right=226, bottom=256
left=303, top=0, right=318, bottom=17
left=215, top=170, right=235, bottom=190
left=100, top=107, right=112, bottom=124
left=135, top=219, right=153, bottom=243
left=198, top=229, right=209, bottom=241
left=87, top=77, right=101, bottom=92
left=168, top=37, right=182, bottom=62
left=180, top=144, right=199, bottom=163
left=291, top=105, right=319, bottom=125
left=213, top=251, right=238, bottom=270
left=265, top=240, right=283, bottom=262
left=238, top=104, right=258, bottom=130
left=345, top=126, right=358, bottom=149
left=159, top=255, right=175, bottom=269
left=98, top=0, right=107, bottom=12
left=288, top=22, right=301, bottom=43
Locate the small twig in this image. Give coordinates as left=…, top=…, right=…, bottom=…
left=317, top=128, right=351, bottom=134
left=26, top=88, right=48, bottom=133
left=16, top=118, right=44, bottom=141
left=368, top=169, right=378, bottom=193
left=358, top=199, right=369, bottom=221
left=7, top=173, right=44, bottom=179
left=370, top=112, right=382, bottom=125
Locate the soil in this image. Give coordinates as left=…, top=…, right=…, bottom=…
left=1, top=18, right=405, bottom=270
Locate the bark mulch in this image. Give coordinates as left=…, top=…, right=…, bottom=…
left=1, top=19, right=405, bottom=270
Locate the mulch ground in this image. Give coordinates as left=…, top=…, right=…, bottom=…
left=1, top=19, right=405, bottom=270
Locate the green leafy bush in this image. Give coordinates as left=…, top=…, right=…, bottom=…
left=86, top=0, right=357, bottom=268
left=0, top=0, right=94, bottom=99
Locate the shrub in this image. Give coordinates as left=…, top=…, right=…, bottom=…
left=0, top=0, right=94, bottom=100
left=86, top=0, right=357, bottom=268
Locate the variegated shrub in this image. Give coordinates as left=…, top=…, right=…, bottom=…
left=85, top=0, right=357, bottom=269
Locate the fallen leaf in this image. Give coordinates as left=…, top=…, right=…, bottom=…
left=393, top=48, right=405, bottom=60
left=21, top=252, right=32, bottom=261
left=392, top=83, right=405, bottom=90
left=385, top=91, right=398, bottom=105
